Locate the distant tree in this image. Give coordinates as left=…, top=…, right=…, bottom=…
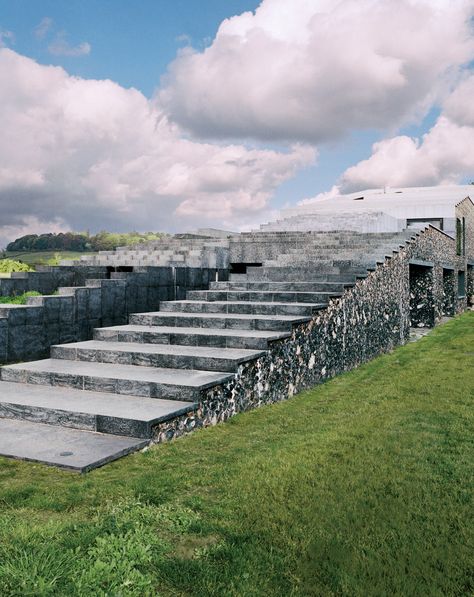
left=6, top=231, right=165, bottom=253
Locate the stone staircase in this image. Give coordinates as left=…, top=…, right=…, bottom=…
left=0, top=230, right=414, bottom=471
left=259, top=210, right=401, bottom=233
left=0, top=277, right=341, bottom=471
left=69, top=235, right=230, bottom=269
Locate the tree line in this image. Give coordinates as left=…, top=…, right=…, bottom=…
left=5, top=231, right=166, bottom=253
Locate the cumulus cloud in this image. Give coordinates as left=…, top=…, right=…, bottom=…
left=159, top=0, right=474, bottom=143
left=35, top=17, right=53, bottom=40
left=339, top=74, right=474, bottom=192
left=48, top=33, right=91, bottom=57
left=0, top=217, right=69, bottom=250
left=0, top=48, right=314, bottom=245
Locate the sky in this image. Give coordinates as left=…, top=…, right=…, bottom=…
left=0, top=0, right=473, bottom=246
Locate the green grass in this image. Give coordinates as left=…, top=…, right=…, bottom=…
left=3, top=251, right=96, bottom=267
left=0, top=291, right=42, bottom=305
left=0, top=313, right=473, bottom=596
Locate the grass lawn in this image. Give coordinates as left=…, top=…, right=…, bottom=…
left=0, top=313, right=473, bottom=596
left=3, top=251, right=96, bottom=267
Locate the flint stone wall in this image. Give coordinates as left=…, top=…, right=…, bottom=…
left=0, top=267, right=227, bottom=364
left=151, top=226, right=469, bottom=442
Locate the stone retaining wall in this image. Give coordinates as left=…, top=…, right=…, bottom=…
left=0, top=267, right=227, bottom=364
left=151, top=226, right=469, bottom=441
left=0, top=266, right=109, bottom=297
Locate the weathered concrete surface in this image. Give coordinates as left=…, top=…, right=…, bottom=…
left=0, top=419, right=148, bottom=472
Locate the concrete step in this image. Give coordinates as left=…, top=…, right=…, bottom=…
left=209, top=281, right=350, bottom=292
left=259, top=263, right=341, bottom=273
left=51, top=341, right=264, bottom=373
left=0, top=381, right=195, bottom=438
left=0, top=418, right=148, bottom=472
left=159, top=300, right=324, bottom=316
left=246, top=267, right=368, bottom=282
left=186, top=290, right=342, bottom=303
left=94, top=324, right=290, bottom=350
left=1, top=359, right=232, bottom=401
left=129, top=311, right=310, bottom=331
left=243, top=267, right=363, bottom=278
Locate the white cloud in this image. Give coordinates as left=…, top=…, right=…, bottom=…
left=443, top=75, right=474, bottom=127
left=0, top=48, right=315, bottom=244
left=48, top=33, right=91, bottom=57
left=35, top=17, right=53, bottom=40
left=339, top=74, right=474, bottom=192
left=0, top=217, right=68, bottom=250
left=159, top=0, right=474, bottom=143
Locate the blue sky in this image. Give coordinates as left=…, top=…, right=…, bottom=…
left=0, top=0, right=472, bottom=241
left=0, top=0, right=390, bottom=207
left=0, top=1, right=259, bottom=94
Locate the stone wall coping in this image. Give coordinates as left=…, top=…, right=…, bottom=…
left=455, top=195, right=474, bottom=209
left=427, top=224, right=454, bottom=240
left=409, top=259, right=435, bottom=267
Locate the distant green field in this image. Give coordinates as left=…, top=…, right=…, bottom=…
left=2, top=251, right=96, bottom=267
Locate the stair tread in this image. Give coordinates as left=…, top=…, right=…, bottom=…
left=166, top=300, right=325, bottom=308
left=195, top=290, right=341, bottom=295
left=138, top=311, right=311, bottom=322
left=2, top=359, right=233, bottom=388
left=0, top=381, right=195, bottom=421
left=0, top=418, right=147, bottom=472
left=53, top=340, right=265, bottom=361
left=98, top=324, right=291, bottom=339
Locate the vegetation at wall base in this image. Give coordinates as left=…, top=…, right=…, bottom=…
left=0, top=312, right=472, bottom=596
left=0, top=291, right=42, bottom=305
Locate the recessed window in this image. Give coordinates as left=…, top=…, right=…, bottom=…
left=407, top=218, right=443, bottom=230
left=458, top=270, right=466, bottom=297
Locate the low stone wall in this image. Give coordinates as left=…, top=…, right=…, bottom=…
left=151, top=226, right=469, bottom=441
left=0, top=267, right=227, bottom=364
left=0, top=266, right=109, bottom=297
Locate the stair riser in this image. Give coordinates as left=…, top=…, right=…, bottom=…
left=51, top=346, right=246, bottom=373
left=159, top=301, right=317, bottom=316
left=94, top=329, right=272, bottom=350
left=0, top=401, right=152, bottom=438
left=0, top=368, right=204, bottom=401
left=246, top=270, right=364, bottom=282
left=209, top=282, right=348, bottom=292
left=129, top=313, right=297, bottom=331
left=186, top=291, right=337, bottom=303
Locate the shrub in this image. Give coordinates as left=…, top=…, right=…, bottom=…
left=0, top=259, right=33, bottom=273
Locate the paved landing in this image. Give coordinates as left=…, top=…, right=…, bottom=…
left=0, top=418, right=148, bottom=472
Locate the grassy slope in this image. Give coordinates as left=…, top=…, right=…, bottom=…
left=0, top=313, right=473, bottom=596
left=3, top=251, right=96, bottom=266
